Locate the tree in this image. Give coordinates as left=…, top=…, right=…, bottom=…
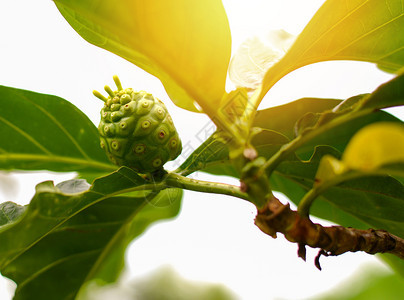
left=0, top=0, right=403, bottom=299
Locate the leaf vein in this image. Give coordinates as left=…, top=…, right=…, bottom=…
left=0, top=207, right=11, bottom=223
left=17, top=249, right=101, bottom=290
left=0, top=116, right=51, bottom=155
left=297, top=0, right=370, bottom=60
left=332, top=12, right=404, bottom=56
left=376, top=44, right=404, bottom=61
left=13, top=90, right=91, bottom=160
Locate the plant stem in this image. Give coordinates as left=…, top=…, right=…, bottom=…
left=297, top=188, right=321, bottom=218
left=165, top=172, right=250, bottom=201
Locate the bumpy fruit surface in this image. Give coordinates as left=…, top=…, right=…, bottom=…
left=94, top=76, right=182, bottom=173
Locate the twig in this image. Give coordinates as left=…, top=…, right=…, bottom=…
left=254, top=195, right=404, bottom=270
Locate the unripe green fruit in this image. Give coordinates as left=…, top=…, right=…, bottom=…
left=94, top=75, right=182, bottom=173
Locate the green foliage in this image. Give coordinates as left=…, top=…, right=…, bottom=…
left=0, top=168, right=182, bottom=300
left=0, top=86, right=115, bottom=175
left=0, top=0, right=404, bottom=299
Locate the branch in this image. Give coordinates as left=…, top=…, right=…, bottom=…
left=164, top=172, right=250, bottom=201
left=254, top=195, right=404, bottom=270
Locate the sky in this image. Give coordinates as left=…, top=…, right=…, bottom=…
left=0, top=1, right=400, bottom=299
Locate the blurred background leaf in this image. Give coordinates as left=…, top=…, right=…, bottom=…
left=79, top=266, right=237, bottom=300
left=313, top=265, right=404, bottom=300
left=342, top=122, right=404, bottom=173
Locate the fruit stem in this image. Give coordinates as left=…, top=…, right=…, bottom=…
left=165, top=172, right=250, bottom=201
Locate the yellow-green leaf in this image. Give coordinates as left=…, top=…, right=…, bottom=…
left=315, top=154, right=347, bottom=185
left=54, top=0, right=231, bottom=116
left=343, top=122, right=404, bottom=171
left=257, top=0, right=404, bottom=106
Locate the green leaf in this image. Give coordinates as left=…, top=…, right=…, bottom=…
left=0, top=86, right=115, bottom=174
left=293, top=95, right=368, bottom=136
left=0, top=167, right=182, bottom=300
left=54, top=0, right=231, bottom=118
left=293, top=111, right=402, bottom=161
left=0, top=201, right=26, bottom=226
left=177, top=129, right=288, bottom=177
left=257, top=0, right=404, bottom=106
left=359, top=73, right=404, bottom=110
left=253, top=98, right=342, bottom=140
left=177, top=132, right=237, bottom=177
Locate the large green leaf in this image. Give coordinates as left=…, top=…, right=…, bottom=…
left=359, top=72, right=404, bottom=110
left=54, top=0, right=231, bottom=118
left=0, top=86, right=115, bottom=174
left=254, top=98, right=342, bottom=140
left=257, top=0, right=404, bottom=106
left=294, top=106, right=401, bottom=160
left=0, top=167, right=182, bottom=300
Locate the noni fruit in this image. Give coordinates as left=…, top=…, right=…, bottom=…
left=94, top=76, right=182, bottom=173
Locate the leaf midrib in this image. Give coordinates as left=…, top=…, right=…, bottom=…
left=0, top=153, right=116, bottom=172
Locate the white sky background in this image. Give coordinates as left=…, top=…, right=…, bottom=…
left=0, top=0, right=400, bottom=299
